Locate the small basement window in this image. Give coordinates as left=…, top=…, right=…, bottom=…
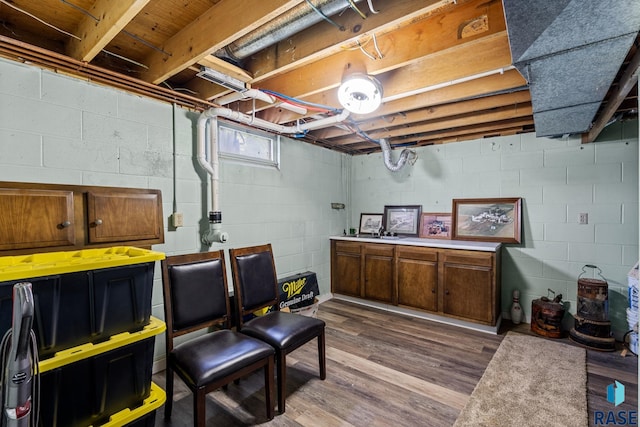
left=218, top=120, right=280, bottom=169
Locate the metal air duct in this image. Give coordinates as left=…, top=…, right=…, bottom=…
left=502, top=0, right=640, bottom=137
left=216, top=0, right=364, bottom=62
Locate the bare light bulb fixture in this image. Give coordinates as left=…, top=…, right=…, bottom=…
left=337, top=73, right=383, bottom=115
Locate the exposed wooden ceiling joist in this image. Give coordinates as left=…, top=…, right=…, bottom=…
left=66, top=0, right=150, bottom=62
left=140, top=0, right=304, bottom=84
left=0, top=0, right=635, bottom=154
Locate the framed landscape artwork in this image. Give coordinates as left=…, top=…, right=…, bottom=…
left=452, top=198, right=522, bottom=243
left=359, top=213, right=383, bottom=234
left=419, top=212, right=452, bottom=239
left=383, top=205, right=422, bottom=236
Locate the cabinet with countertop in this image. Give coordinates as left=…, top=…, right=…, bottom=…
left=330, top=236, right=501, bottom=328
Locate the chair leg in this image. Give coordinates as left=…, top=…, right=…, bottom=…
left=194, top=389, right=206, bottom=427
left=164, top=367, right=174, bottom=419
left=318, top=329, right=326, bottom=380
left=276, top=352, right=287, bottom=414
left=265, top=356, right=275, bottom=420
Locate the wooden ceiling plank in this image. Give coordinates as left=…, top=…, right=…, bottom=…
left=141, top=0, right=304, bottom=84
left=260, top=68, right=527, bottom=123
left=377, top=32, right=512, bottom=99
left=248, top=0, right=476, bottom=80
left=341, top=117, right=534, bottom=148
left=331, top=101, right=533, bottom=144
left=66, top=0, right=150, bottom=62
left=198, top=56, right=254, bottom=83
left=315, top=90, right=531, bottom=139
left=249, top=32, right=513, bottom=118
left=252, top=1, right=507, bottom=98
left=243, top=31, right=513, bottom=121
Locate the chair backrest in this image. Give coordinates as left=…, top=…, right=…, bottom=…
left=229, top=244, right=280, bottom=323
left=161, top=250, right=232, bottom=351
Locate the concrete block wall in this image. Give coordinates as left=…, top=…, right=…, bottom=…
left=0, top=58, right=349, bottom=364
left=1, top=56, right=638, bottom=344
left=350, top=121, right=639, bottom=338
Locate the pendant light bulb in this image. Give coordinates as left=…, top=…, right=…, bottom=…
left=337, top=73, right=383, bottom=115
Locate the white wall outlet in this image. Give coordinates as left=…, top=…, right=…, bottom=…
left=172, top=212, right=184, bottom=227
left=579, top=213, right=588, bottom=224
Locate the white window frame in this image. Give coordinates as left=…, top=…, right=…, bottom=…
left=217, top=119, right=280, bottom=169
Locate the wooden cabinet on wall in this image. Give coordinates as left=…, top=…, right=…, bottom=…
left=0, top=182, right=164, bottom=255
left=331, top=238, right=501, bottom=327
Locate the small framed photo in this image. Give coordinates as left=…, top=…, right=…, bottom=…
left=451, top=197, right=522, bottom=243
left=359, top=213, right=383, bottom=234
left=383, top=205, right=422, bottom=236
left=419, top=212, right=452, bottom=239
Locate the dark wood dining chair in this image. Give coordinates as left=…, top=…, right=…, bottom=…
left=228, top=243, right=326, bottom=414
left=161, top=250, right=275, bottom=427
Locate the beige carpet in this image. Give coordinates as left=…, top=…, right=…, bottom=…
left=454, top=332, right=587, bottom=427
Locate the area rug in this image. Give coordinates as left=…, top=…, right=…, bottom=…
left=454, top=332, right=587, bottom=427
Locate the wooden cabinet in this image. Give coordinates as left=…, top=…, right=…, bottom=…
left=396, top=246, right=438, bottom=312
left=87, top=191, right=162, bottom=243
left=331, top=239, right=501, bottom=326
left=0, top=182, right=164, bottom=254
left=441, top=250, right=497, bottom=324
left=0, top=188, right=75, bottom=250
left=332, top=241, right=361, bottom=297
left=363, top=244, right=394, bottom=303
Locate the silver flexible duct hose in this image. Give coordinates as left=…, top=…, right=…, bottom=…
left=379, top=138, right=417, bottom=172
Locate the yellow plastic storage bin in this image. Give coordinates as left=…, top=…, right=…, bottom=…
left=0, top=246, right=165, bottom=359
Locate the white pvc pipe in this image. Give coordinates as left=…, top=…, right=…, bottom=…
left=215, top=88, right=308, bottom=116
left=197, top=106, right=350, bottom=245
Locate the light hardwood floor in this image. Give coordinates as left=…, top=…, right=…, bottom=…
left=152, top=299, right=637, bottom=427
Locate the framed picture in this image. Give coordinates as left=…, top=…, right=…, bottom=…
left=452, top=197, right=522, bottom=243
left=419, top=212, right=452, bottom=239
left=359, top=213, right=384, bottom=234
left=383, top=205, right=422, bottom=236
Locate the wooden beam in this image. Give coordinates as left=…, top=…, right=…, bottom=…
left=582, top=45, right=640, bottom=143
left=140, top=0, right=303, bottom=84
left=66, top=0, right=150, bottom=62
left=315, top=90, right=531, bottom=139
left=331, top=102, right=533, bottom=144
left=247, top=0, right=463, bottom=80
left=345, top=117, right=534, bottom=149
left=260, top=68, right=527, bottom=123
left=244, top=32, right=514, bottom=120
left=254, top=2, right=507, bottom=98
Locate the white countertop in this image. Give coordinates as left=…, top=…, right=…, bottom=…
left=330, top=235, right=502, bottom=252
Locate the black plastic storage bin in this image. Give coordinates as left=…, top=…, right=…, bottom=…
left=0, top=247, right=164, bottom=359
left=37, top=317, right=164, bottom=427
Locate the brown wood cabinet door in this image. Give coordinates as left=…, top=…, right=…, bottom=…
left=442, top=263, right=493, bottom=323
left=398, top=258, right=438, bottom=311
left=0, top=188, right=75, bottom=250
left=87, top=191, right=162, bottom=243
left=332, top=242, right=361, bottom=297
left=363, top=244, right=394, bottom=303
